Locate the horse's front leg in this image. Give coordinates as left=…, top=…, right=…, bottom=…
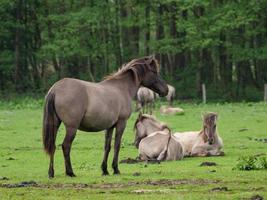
left=112, top=120, right=127, bottom=174
left=191, top=145, right=209, bottom=157
left=101, top=127, right=114, bottom=175
left=207, top=149, right=225, bottom=156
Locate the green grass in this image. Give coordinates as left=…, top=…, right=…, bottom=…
left=0, top=101, right=266, bottom=199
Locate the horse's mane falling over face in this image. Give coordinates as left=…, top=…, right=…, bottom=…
left=202, top=112, right=218, bottom=145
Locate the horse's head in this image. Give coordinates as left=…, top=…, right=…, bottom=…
left=138, top=56, right=168, bottom=97
left=202, top=112, right=218, bottom=145
left=133, top=113, right=169, bottom=148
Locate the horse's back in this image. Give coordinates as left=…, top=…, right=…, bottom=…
left=139, top=131, right=169, bottom=159
left=47, top=78, right=122, bottom=131
left=173, top=131, right=199, bottom=155
left=47, top=78, right=89, bottom=127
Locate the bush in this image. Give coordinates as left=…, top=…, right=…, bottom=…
left=234, top=155, right=267, bottom=171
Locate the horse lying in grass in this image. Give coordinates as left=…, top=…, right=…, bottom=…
left=160, top=105, right=184, bottom=115
left=133, top=114, right=184, bottom=161
left=174, top=112, right=224, bottom=157
left=42, top=56, right=168, bottom=178
left=134, top=113, right=224, bottom=159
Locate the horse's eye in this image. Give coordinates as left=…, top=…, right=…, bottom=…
left=214, top=125, right=216, bottom=128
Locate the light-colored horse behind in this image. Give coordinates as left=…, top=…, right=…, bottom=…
left=166, top=84, right=175, bottom=105
left=174, top=113, right=224, bottom=157
left=136, top=87, right=156, bottom=114
left=160, top=105, right=184, bottom=115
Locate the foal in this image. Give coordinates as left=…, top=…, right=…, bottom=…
left=174, top=112, right=224, bottom=157
left=134, top=113, right=183, bottom=161
left=133, top=113, right=169, bottom=148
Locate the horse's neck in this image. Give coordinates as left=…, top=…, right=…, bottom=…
left=102, top=72, right=140, bottom=99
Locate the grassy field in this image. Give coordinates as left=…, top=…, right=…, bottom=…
left=0, top=100, right=266, bottom=199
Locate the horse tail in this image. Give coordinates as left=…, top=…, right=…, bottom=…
left=157, top=132, right=172, bottom=161
left=42, top=91, right=59, bottom=155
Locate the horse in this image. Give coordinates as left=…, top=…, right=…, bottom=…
left=166, top=84, right=175, bottom=105
left=42, top=56, right=168, bottom=178
left=174, top=112, right=224, bottom=157
left=136, top=87, right=156, bottom=114
left=133, top=113, right=170, bottom=148
left=138, top=129, right=184, bottom=161
left=133, top=113, right=183, bottom=161
left=160, top=105, right=184, bottom=115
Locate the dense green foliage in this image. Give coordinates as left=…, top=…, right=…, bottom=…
left=234, top=155, right=267, bottom=170
left=1, top=0, right=267, bottom=100
left=0, top=101, right=266, bottom=199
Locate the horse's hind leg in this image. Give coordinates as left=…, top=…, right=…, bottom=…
left=112, top=120, right=126, bottom=174
left=62, top=126, right=77, bottom=177
left=101, top=127, right=114, bottom=175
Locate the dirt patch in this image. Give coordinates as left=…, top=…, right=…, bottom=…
left=120, top=158, right=161, bottom=164
left=1, top=181, right=37, bottom=188
left=0, top=177, right=9, bottom=180
left=239, top=128, right=248, bottom=132
left=132, top=189, right=171, bottom=194
left=200, top=162, right=217, bottom=166
left=120, top=157, right=141, bottom=164
left=0, top=179, right=220, bottom=189
left=6, top=157, right=16, bottom=161
left=211, top=187, right=229, bottom=192
left=250, top=194, right=264, bottom=200
left=133, top=172, right=141, bottom=176
left=248, top=137, right=267, bottom=143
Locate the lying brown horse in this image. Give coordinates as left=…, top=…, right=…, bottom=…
left=42, top=56, right=168, bottom=178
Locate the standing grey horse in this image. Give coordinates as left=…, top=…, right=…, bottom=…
left=136, top=87, right=156, bottom=114
left=42, top=56, right=168, bottom=178
left=166, top=84, right=175, bottom=106
left=174, top=113, right=224, bottom=157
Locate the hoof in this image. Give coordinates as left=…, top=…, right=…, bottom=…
left=48, top=171, right=54, bottom=179
left=66, top=172, right=76, bottom=177
left=113, top=169, right=121, bottom=175
left=102, top=170, right=109, bottom=176
left=48, top=174, right=54, bottom=179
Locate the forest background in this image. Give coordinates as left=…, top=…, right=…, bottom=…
left=1, top=0, right=267, bottom=101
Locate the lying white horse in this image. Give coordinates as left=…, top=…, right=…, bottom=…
left=134, top=114, right=183, bottom=161
left=133, top=113, right=169, bottom=148
left=174, top=112, right=224, bottom=157
left=138, top=129, right=184, bottom=161
left=160, top=105, right=184, bottom=115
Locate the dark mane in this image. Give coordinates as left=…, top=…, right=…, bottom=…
left=104, top=56, right=159, bottom=85
left=203, top=112, right=218, bottom=124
